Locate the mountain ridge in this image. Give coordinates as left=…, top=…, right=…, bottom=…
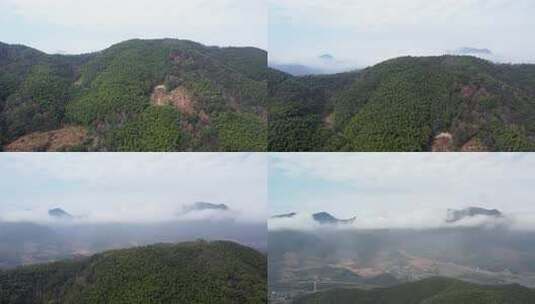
left=0, top=240, right=266, bottom=304
left=0, top=38, right=267, bottom=152
left=48, top=208, right=73, bottom=219
left=269, top=55, right=535, bottom=152
left=446, top=207, right=503, bottom=223
left=312, top=212, right=356, bottom=225
left=293, top=277, right=535, bottom=304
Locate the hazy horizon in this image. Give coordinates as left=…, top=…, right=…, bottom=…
left=269, top=0, right=535, bottom=72
left=0, top=0, right=266, bottom=54
left=269, top=153, right=535, bottom=230
left=0, top=153, right=267, bottom=224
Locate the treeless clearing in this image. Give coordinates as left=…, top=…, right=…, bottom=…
left=5, top=126, right=88, bottom=152
left=432, top=132, right=453, bottom=152
left=150, top=84, right=197, bottom=117
left=324, top=112, right=334, bottom=129
left=461, top=137, right=487, bottom=152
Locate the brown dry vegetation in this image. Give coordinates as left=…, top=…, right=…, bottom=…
left=5, top=126, right=88, bottom=152
left=461, top=137, right=487, bottom=152
left=323, top=113, right=335, bottom=129
left=432, top=132, right=454, bottom=152
left=150, top=84, right=197, bottom=117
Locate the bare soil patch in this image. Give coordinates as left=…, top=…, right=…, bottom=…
left=150, top=84, right=198, bottom=117
left=461, top=137, right=487, bottom=152
left=5, top=126, right=88, bottom=152
left=323, top=113, right=334, bottom=129
left=431, top=132, right=454, bottom=152
left=461, top=84, right=490, bottom=100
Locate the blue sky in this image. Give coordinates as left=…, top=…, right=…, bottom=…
left=0, top=153, right=267, bottom=223
left=269, top=153, right=535, bottom=229
left=0, top=0, right=266, bottom=54
left=269, top=0, right=535, bottom=70
left=269, top=159, right=358, bottom=214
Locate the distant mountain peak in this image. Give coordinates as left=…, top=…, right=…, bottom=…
left=269, top=63, right=326, bottom=76
left=183, top=202, right=229, bottom=213
left=312, top=212, right=356, bottom=225
left=319, top=54, right=335, bottom=60
left=446, top=206, right=503, bottom=223
left=48, top=208, right=73, bottom=219
left=455, top=47, right=493, bottom=55
left=271, top=212, right=297, bottom=219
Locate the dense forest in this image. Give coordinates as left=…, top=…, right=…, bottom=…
left=0, top=39, right=267, bottom=151
left=269, top=56, right=535, bottom=151
left=294, top=277, right=535, bottom=304
left=0, top=240, right=267, bottom=304
left=5, top=45, right=534, bottom=152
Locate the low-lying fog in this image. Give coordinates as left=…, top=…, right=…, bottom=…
left=269, top=153, right=535, bottom=231
left=0, top=219, right=266, bottom=269
left=268, top=209, right=535, bottom=231
left=0, top=153, right=267, bottom=268
left=268, top=153, right=535, bottom=288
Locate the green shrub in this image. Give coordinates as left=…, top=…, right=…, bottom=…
left=108, top=106, right=182, bottom=151
left=215, top=112, right=267, bottom=151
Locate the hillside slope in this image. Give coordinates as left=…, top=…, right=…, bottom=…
left=0, top=240, right=266, bottom=304
left=294, top=277, right=535, bottom=304
left=0, top=39, right=267, bottom=151
left=269, top=56, right=535, bottom=152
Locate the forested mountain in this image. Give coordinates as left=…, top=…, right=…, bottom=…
left=269, top=56, right=535, bottom=151
left=293, top=277, right=535, bottom=304
left=0, top=39, right=267, bottom=151
left=0, top=240, right=266, bottom=304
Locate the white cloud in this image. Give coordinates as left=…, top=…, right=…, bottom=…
left=270, top=153, right=535, bottom=230
left=269, top=0, right=535, bottom=67
left=0, top=153, right=267, bottom=223
left=269, top=209, right=514, bottom=231
left=271, top=0, right=529, bottom=30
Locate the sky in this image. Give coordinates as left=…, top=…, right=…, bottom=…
left=0, top=0, right=266, bottom=54
left=269, top=0, right=535, bottom=71
left=0, top=153, right=267, bottom=223
left=269, top=153, right=535, bottom=230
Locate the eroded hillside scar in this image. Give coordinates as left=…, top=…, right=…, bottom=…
left=150, top=84, right=198, bottom=118
left=5, top=126, right=88, bottom=152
